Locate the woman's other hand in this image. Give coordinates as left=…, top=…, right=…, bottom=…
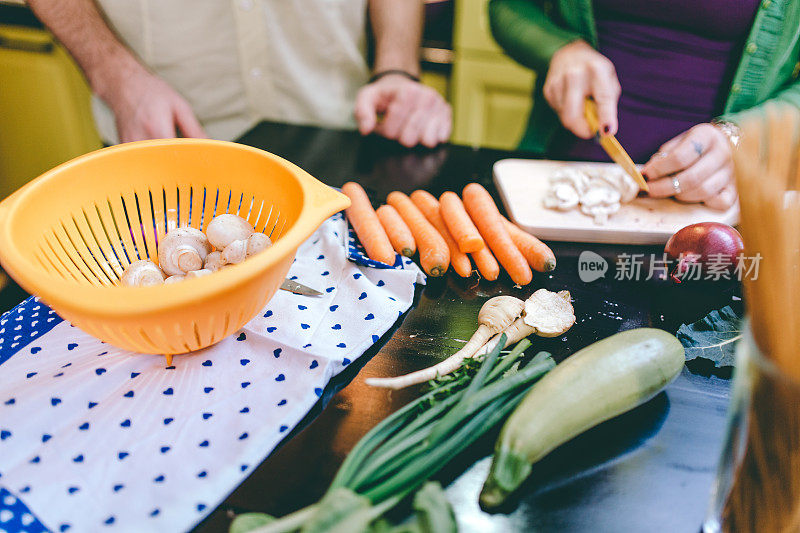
left=642, top=123, right=737, bottom=210
left=544, top=40, right=621, bottom=139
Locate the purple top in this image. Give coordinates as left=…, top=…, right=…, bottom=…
left=549, top=0, right=760, bottom=163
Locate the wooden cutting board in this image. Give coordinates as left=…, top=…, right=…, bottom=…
left=493, top=159, right=739, bottom=245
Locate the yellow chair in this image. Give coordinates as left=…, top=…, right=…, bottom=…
left=0, top=24, right=102, bottom=201
left=450, top=0, right=535, bottom=150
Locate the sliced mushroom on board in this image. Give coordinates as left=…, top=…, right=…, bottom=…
left=543, top=166, right=639, bottom=225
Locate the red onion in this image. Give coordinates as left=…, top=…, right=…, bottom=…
left=664, top=222, right=744, bottom=283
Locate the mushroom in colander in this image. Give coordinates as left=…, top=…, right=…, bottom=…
left=222, top=233, right=272, bottom=264
left=158, top=227, right=211, bottom=276
left=206, top=214, right=254, bottom=250
left=120, top=260, right=165, bottom=287
left=204, top=251, right=225, bottom=272
left=185, top=268, right=212, bottom=279
left=247, top=232, right=272, bottom=256
left=221, top=239, right=248, bottom=264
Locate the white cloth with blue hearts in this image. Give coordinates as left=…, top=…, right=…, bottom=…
left=0, top=212, right=423, bottom=533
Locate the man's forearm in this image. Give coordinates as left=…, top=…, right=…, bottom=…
left=27, top=0, right=145, bottom=102
left=368, top=0, right=423, bottom=76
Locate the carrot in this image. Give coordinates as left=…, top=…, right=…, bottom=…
left=471, top=245, right=500, bottom=281
left=376, top=204, right=416, bottom=258
left=502, top=217, right=557, bottom=272
left=342, top=182, right=395, bottom=265
left=387, top=191, right=450, bottom=276
left=410, top=190, right=472, bottom=278
left=462, top=183, right=532, bottom=285
left=440, top=191, right=485, bottom=253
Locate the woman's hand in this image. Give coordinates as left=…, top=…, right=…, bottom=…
left=544, top=40, right=621, bottom=138
left=642, top=123, right=737, bottom=210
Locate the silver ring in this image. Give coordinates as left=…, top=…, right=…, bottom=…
left=654, top=151, right=668, bottom=159
left=672, top=177, right=682, bottom=194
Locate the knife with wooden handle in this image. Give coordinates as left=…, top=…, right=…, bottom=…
left=584, top=98, right=650, bottom=193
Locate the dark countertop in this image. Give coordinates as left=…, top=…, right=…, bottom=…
left=0, top=121, right=735, bottom=532
left=196, top=122, right=735, bottom=533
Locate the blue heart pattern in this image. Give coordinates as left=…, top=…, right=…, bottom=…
left=0, top=215, right=419, bottom=532
left=0, top=488, right=48, bottom=533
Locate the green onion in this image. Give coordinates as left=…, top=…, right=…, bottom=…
left=239, top=339, right=555, bottom=533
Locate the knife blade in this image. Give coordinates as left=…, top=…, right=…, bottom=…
left=584, top=98, right=650, bottom=193
left=280, top=279, right=323, bottom=296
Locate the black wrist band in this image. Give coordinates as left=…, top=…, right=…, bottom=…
left=369, top=69, right=421, bottom=83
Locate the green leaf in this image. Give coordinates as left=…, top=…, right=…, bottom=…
left=676, top=305, right=742, bottom=368
left=230, top=513, right=276, bottom=533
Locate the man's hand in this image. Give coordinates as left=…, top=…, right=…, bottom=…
left=106, top=71, right=207, bottom=143
left=544, top=40, right=621, bottom=139
left=642, top=123, right=737, bottom=210
left=355, top=74, right=451, bottom=148
left=27, top=0, right=206, bottom=144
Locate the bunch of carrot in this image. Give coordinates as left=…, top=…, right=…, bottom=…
left=342, top=182, right=556, bottom=285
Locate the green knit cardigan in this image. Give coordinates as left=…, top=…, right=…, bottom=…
left=488, top=0, right=800, bottom=153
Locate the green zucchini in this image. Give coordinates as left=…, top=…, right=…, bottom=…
left=480, top=328, right=685, bottom=509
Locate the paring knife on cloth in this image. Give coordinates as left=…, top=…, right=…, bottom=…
left=280, top=279, right=323, bottom=296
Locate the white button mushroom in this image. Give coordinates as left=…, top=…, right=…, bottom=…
left=246, top=232, right=272, bottom=256
left=590, top=167, right=639, bottom=203
left=206, top=214, right=254, bottom=250
left=185, top=268, right=212, bottom=279
left=544, top=165, right=639, bottom=225
left=221, top=238, right=248, bottom=265
left=158, top=227, right=211, bottom=276
left=580, top=202, right=621, bottom=225
left=204, top=251, right=225, bottom=272
left=544, top=168, right=588, bottom=210
left=544, top=182, right=581, bottom=210
left=221, top=232, right=273, bottom=264
left=164, top=275, right=185, bottom=284
left=579, top=182, right=622, bottom=224
left=120, top=260, right=165, bottom=287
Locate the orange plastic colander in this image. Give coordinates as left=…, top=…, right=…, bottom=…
left=0, top=139, right=350, bottom=361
